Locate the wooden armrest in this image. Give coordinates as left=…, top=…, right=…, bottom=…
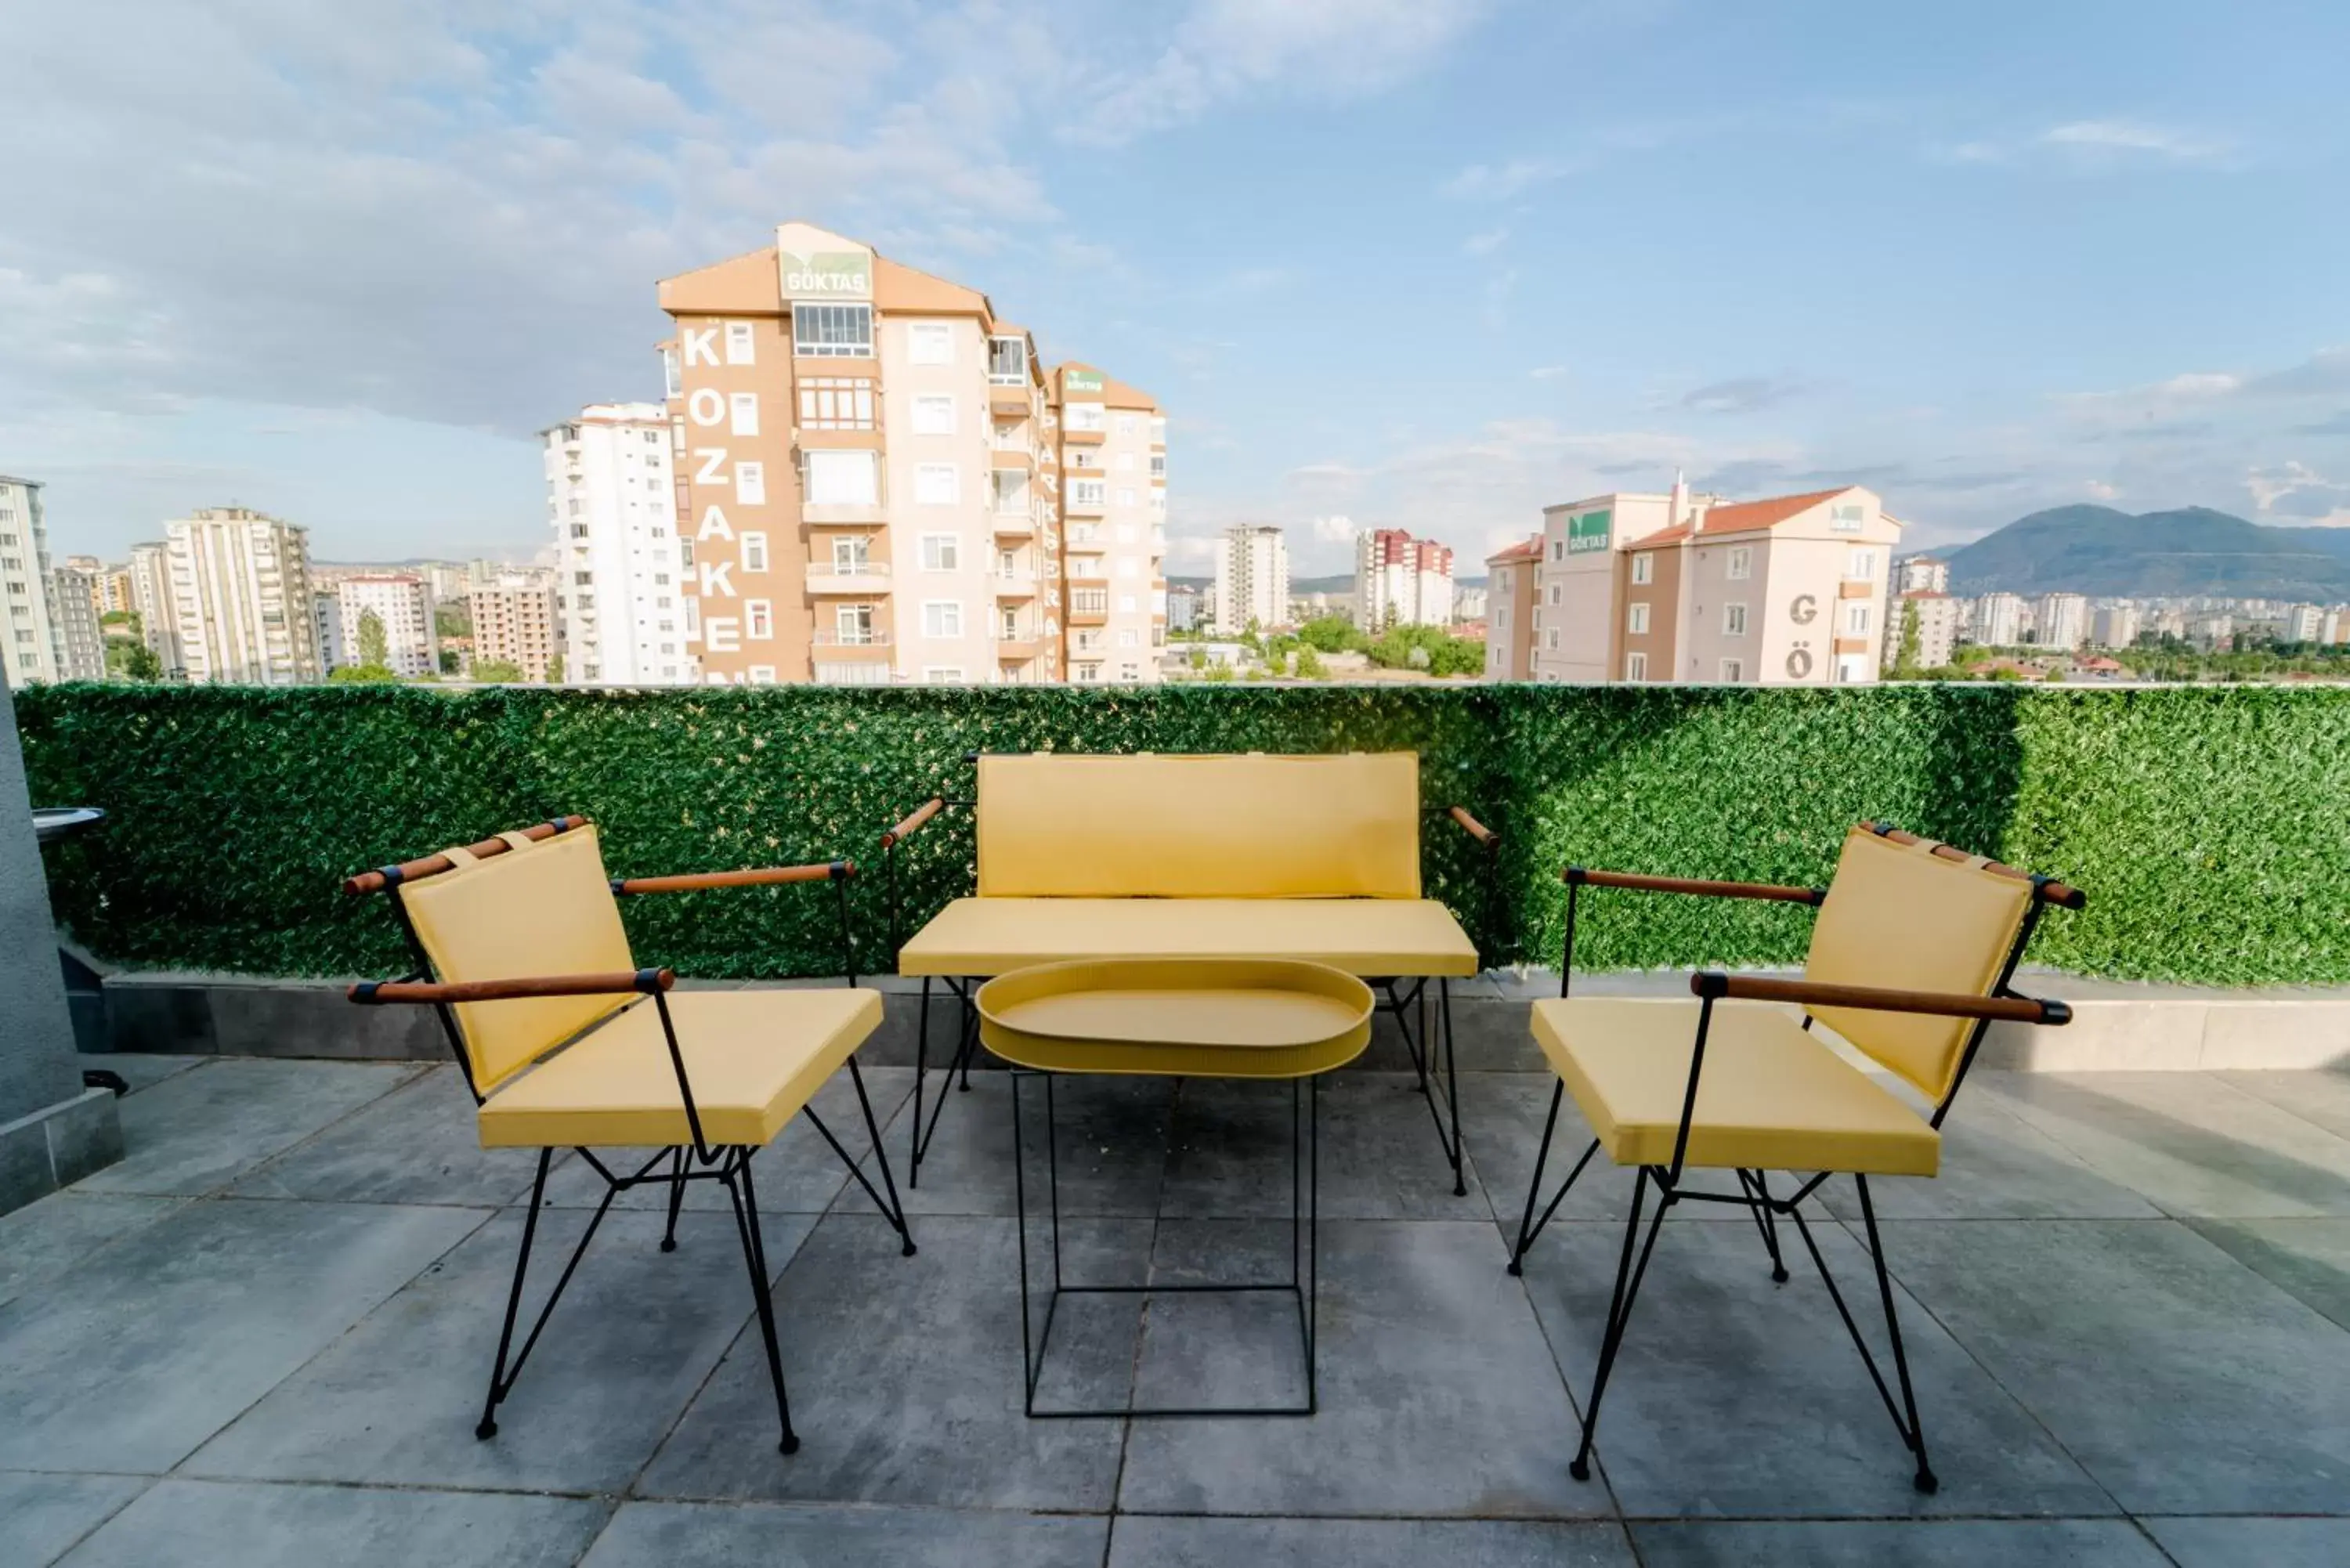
left=343, top=815, right=588, bottom=896
left=1565, top=867, right=1827, bottom=905
left=881, top=797, right=945, bottom=849
left=349, top=967, right=674, bottom=1006
left=1448, top=805, right=1499, bottom=847
left=1691, top=971, right=2071, bottom=1025
left=612, top=861, right=851, bottom=895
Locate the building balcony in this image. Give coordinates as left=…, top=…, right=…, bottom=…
left=991, top=636, right=1041, bottom=661
left=1061, top=426, right=1104, bottom=446
left=989, top=386, right=1033, bottom=414
left=1067, top=591, right=1108, bottom=623
left=992, top=511, right=1037, bottom=537
left=1839, top=580, right=1872, bottom=597
left=802, top=501, right=888, bottom=526
left=811, top=629, right=891, bottom=652
left=993, top=572, right=1038, bottom=598
left=806, top=564, right=892, bottom=596
left=1063, top=491, right=1106, bottom=518
left=989, top=447, right=1033, bottom=471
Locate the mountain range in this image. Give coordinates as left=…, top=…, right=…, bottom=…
left=1943, top=506, right=2350, bottom=598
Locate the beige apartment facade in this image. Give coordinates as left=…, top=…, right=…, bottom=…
left=163, top=508, right=322, bottom=685
left=1504, top=482, right=1900, bottom=685
left=468, top=573, right=561, bottom=681
left=657, top=222, right=1162, bottom=686
left=1054, top=363, right=1166, bottom=681
left=1482, top=537, right=1540, bottom=679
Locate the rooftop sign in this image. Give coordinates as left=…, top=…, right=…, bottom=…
left=1063, top=369, right=1104, bottom=394
left=1567, top=508, right=1612, bottom=555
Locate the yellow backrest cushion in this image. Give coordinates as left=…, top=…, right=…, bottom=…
left=976, top=753, right=1423, bottom=899
left=399, top=826, right=637, bottom=1092
left=1802, top=826, right=2034, bottom=1102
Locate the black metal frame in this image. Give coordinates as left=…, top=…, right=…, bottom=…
left=356, top=819, right=916, bottom=1456
left=1010, top=1068, right=1320, bottom=1419
left=1507, top=823, right=2073, bottom=1494
left=880, top=755, right=1497, bottom=1197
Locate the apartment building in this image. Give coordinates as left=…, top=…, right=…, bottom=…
left=1483, top=536, right=1541, bottom=680
left=49, top=562, right=107, bottom=681
left=468, top=572, right=561, bottom=681
left=1354, top=528, right=1454, bottom=632
left=1885, top=591, right=1962, bottom=670
left=1517, top=481, right=1899, bottom=685
left=334, top=573, right=439, bottom=676
left=126, top=541, right=183, bottom=677
left=0, top=475, right=65, bottom=688
left=1971, top=592, right=2024, bottom=648
left=544, top=403, right=692, bottom=685
left=2092, top=602, right=2142, bottom=649
left=1053, top=362, right=1166, bottom=684
left=1895, top=555, right=1950, bottom=594
left=1214, top=525, right=1289, bottom=634
left=2034, top=592, right=2088, bottom=652
left=656, top=221, right=1163, bottom=685
left=163, top=508, right=322, bottom=685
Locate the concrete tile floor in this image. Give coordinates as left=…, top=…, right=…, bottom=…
left=2, top=1042, right=2346, bottom=1566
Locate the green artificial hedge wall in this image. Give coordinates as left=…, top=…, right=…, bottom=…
left=16, top=682, right=2350, bottom=986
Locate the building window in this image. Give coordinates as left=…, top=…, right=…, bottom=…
left=923, top=600, right=963, bottom=638
left=1550, top=540, right=1564, bottom=562
left=1846, top=548, right=1877, bottom=580
left=1720, top=658, right=1744, bottom=682
left=1117, top=628, right=1137, bottom=648
left=988, top=336, right=1028, bottom=382
left=1627, top=602, right=1650, bottom=634
left=661, top=347, right=682, bottom=398
left=1632, top=553, right=1654, bottom=585
left=1625, top=652, right=1647, bottom=681
left=1723, top=602, right=1748, bottom=636
left=746, top=599, right=773, bottom=639
left=920, top=535, right=960, bottom=571
left=832, top=536, right=870, bottom=573
left=835, top=604, right=874, bottom=644
left=1726, top=547, right=1752, bottom=580
left=1846, top=604, right=1871, bottom=634
left=1546, top=583, right=1560, bottom=607
left=1065, top=402, right=1105, bottom=432
left=1069, top=478, right=1105, bottom=508
left=924, top=667, right=964, bottom=683
left=1150, top=454, right=1166, bottom=479
left=992, top=471, right=1030, bottom=512
left=915, top=464, right=960, bottom=506
left=742, top=533, right=768, bottom=573
left=908, top=322, right=953, bottom=364
left=728, top=393, right=759, bottom=436
left=797, top=378, right=875, bottom=430
left=736, top=461, right=765, bottom=505
left=794, top=302, right=872, bottom=357
left=804, top=450, right=878, bottom=505
left=911, top=395, right=956, bottom=435
left=725, top=321, right=755, bottom=365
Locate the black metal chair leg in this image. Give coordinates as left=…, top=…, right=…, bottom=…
left=1739, top=1169, right=1789, bottom=1284
left=1440, top=977, right=1466, bottom=1196
left=1857, top=1176, right=1936, bottom=1494
left=725, top=1151, right=800, bottom=1455
left=909, top=976, right=931, bottom=1187
left=1571, top=1166, right=1669, bottom=1482
left=957, top=979, right=977, bottom=1091
left=477, top=1147, right=553, bottom=1440
left=1507, top=1081, right=1564, bottom=1275
left=660, top=1146, right=686, bottom=1252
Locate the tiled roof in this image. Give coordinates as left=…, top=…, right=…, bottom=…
left=1486, top=535, right=1542, bottom=565
left=1632, top=486, right=1859, bottom=548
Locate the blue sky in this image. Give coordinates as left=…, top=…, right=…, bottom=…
left=5, top=0, right=2346, bottom=574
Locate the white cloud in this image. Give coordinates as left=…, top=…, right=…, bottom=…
left=1440, top=157, right=1562, bottom=201
left=2041, top=119, right=2233, bottom=164
left=1311, top=514, right=1358, bottom=544
left=1528, top=365, right=1568, bottom=381
left=1460, top=227, right=1509, bottom=257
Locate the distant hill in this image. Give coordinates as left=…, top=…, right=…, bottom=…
left=1944, top=506, right=2350, bottom=598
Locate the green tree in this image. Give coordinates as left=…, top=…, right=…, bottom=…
left=1298, top=614, right=1365, bottom=654
left=1188, top=647, right=1207, bottom=670
left=546, top=652, right=565, bottom=685
left=470, top=659, right=525, bottom=683
left=106, top=640, right=162, bottom=682
left=327, top=663, right=400, bottom=684
left=1293, top=644, right=1328, bottom=680
left=1891, top=601, right=1922, bottom=678
left=1202, top=663, right=1236, bottom=683
left=435, top=602, right=472, bottom=640
left=438, top=648, right=461, bottom=675
left=357, top=609, right=390, bottom=669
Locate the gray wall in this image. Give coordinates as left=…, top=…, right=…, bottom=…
left=0, top=668, right=80, bottom=1119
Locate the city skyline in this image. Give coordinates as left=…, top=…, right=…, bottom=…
left=5, top=4, right=2347, bottom=573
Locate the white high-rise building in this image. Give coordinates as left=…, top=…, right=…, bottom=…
left=544, top=403, right=695, bottom=685
left=0, top=475, right=65, bottom=687
left=127, top=541, right=183, bottom=677
left=1354, top=527, right=1454, bottom=631
left=163, top=508, right=323, bottom=685
left=334, top=573, right=439, bottom=677
left=1214, top=525, right=1289, bottom=633
left=49, top=562, right=107, bottom=681
left=2092, top=602, right=2141, bottom=649
left=1970, top=591, right=2024, bottom=648
left=2034, top=592, right=2088, bottom=651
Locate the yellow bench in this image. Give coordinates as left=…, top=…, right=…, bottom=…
left=883, top=752, right=1491, bottom=1193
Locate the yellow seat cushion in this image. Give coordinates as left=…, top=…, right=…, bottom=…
left=475, top=988, right=883, bottom=1150
left=1531, top=998, right=1940, bottom=1177
left=898, top=897, right=1480, bottom=978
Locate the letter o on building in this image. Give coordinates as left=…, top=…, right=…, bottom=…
left=1785, top=647, right=1813, bottom=679
left=688, top=388, right=727, bottom=428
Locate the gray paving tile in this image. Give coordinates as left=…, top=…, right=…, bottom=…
left=0, top=1198, right=486, bottom=1473
left=1108, top=1515, right=1637, bottom=1567
left=77, top=1054, right=205, bottom=1093
left=2143, top=1516, right=2350, bottom=1566
left=54, top=1478, right=607, bottom=1568
left=1515, top=1213, right=2111, bottom=1518
left=184, top=1205, right=814, bottom=1495
left=1630, top=1518, right=2170, bottom=1566
left=1980, top=1072, right=2350, bottom=1218
left=2218, top=1068, right=2350, bottom=1142
left=0, top=1191, right=184, bottom=1309
left=877, top=1068, right=1171, bottom=1217
left=2187, top=1217, right=2350, bottom=1331
left=0, top=1472, right=149, bottom=1568
left=580, top=1500, right=1108, bottom=1567
left=226, top=1065, right=544, bottom=1207
left=1117, top=1219, right=1600, bottom=1518
left=1882, top=1218, right=2350, bottom=1513
left=545, top=1066, right=914, bottom=1216
left=70, top=1060, right=423, bottom=1197
left=637, top=1214, right=1126, bottom=1510
left=1159, top=1074, right=1485, bottom=1220
left=1818, top=1092, right=2163, bottom=1221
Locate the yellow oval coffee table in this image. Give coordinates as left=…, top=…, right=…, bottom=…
left=974, top=957, right=1376, bottom=1419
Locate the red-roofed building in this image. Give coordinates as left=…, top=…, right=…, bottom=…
left=1483, top=534, right=1542, bottom=680
left=1506, top=475, right=1904, bottom=685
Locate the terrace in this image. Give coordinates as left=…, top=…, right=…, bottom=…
left=5, top=682, right=2350, bottom=1566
